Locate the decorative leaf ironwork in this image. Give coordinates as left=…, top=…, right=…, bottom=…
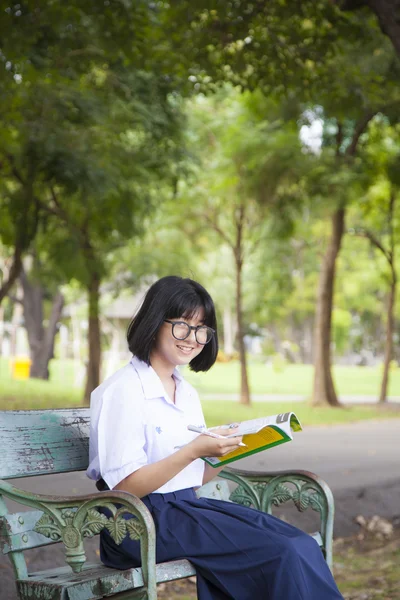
left=293, top=490, right=311, bottom=512
left=105, top=516, right=127, bottom=545
left=82, top=508, right=108, bottom=538
left=33, top=513, right=61, bottom=541
left=230, top=485, right=253, bottom=508
left=254, top=482, right=269, bottom=498
left=126, top=518, right=145, bottom=540
left=308, top=493, right=323, bottom=515
left=271, top=483, right=292, bottom=506
left=62, top=509, right=77, bottom=526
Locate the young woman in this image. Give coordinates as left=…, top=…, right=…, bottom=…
left=87, top=275, right=344, bottom=600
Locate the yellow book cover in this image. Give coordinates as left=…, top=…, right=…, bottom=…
left=201, top=412, right=302, bottom=468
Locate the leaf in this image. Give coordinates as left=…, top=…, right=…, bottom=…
left=293, top=491, right=310, bottom=512
left=308, top=493, right=323, bottom=514
left=271, top=483, right=292, bottom=506
left=126, top=518, right=145, bottom=540
left=230, top=485, right=253, bottom=508
left=105, top=517, right=127, bottom=545
left=82, top=508, right=108, bottom=537
left=33, top=514, right=61, bottom=541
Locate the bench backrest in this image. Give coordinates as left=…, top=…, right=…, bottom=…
left=0, top=408, right=230, bottom=571
left=0, top=409, right=90, bottom=479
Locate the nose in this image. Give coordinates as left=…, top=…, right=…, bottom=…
left=187, top=327, right=198, bottom=344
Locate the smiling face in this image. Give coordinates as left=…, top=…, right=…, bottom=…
left=150, top=308, right=206, bottom=371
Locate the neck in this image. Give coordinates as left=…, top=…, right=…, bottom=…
left=149, top=353, right=175, bottom=382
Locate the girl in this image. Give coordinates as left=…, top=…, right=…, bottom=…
left=87, top=275, right=344, bottom=600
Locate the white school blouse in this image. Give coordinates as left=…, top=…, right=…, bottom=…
left=86, top=356, right=206, bottom=493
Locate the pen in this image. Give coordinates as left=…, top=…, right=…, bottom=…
left=187, top=425, right=247, bottom=447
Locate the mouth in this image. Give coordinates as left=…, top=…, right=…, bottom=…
left=176, top=345, right=194, bottom=355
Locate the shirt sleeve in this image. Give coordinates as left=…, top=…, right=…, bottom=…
left=97, top=377, right=148, bottom=490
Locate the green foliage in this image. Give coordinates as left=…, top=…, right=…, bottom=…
left=165, top=1, right=358, bottom=94
left=0, top=2, right=186, bottom=291
left=332, top=308, right=352, bottom=355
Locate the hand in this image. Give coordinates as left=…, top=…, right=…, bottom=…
left=209, top=426, right=240, bottom=437
left=187, top=429, right=244, bottom=460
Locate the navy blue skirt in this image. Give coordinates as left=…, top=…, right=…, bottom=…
left=100, top=488, right=343, bottom=600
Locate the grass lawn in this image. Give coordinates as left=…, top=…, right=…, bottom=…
left=201, top=399, right=400, bottom=428
left=0, top=358, right=82, bottom=409
left=184, top=360, right=400, bottom=397
left=1, top=357, right=400, bottom=426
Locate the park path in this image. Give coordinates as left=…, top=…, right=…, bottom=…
left=1, top=418, right=399, bottom=599
left=239, top=417, right=400, bottom=536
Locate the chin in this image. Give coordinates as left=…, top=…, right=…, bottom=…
left=176, top=356, right=193, bottom=366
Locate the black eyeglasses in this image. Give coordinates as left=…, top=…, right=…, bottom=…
left=164, top=320, right=215, bottom=345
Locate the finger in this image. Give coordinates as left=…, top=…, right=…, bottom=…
left=224, top=437, right=243, bottom=447
left=210, top=427, right=237, bottom=437
left=217, top=429, right=236, bottom=437
left=221, top=427, right=241, bottom=437
left=221, top=444, right=242, bottom=455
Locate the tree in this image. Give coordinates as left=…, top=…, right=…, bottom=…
left=299, top=23, right=399, bottom=405
left=0, top=1, right=187, bottom=302
left=175, top=90, right=307, bottom=404
left=336, top=0, right=400, bottom=58
left=0, top=3, right=186, bottom=397
left=40, top=76, right=182, bottom=399
left=163, top=1, right=400, bottom=405
left=349, top=120, right=400, bottom=402
left=19, top=255, right=64, bottom=380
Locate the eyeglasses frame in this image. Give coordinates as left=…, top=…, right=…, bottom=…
left=164, top=319, right=215, bottom=345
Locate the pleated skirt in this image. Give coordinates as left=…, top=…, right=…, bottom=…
left=100, top=488, right=344, bottom=600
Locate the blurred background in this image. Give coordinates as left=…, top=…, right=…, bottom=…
left=1, top=2, right=400, bottom=598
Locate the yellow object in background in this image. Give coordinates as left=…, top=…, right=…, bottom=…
left=12, top=357, right=32, bottom=380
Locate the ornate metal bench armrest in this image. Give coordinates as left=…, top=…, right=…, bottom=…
left=0, top=478, right=156, bottom=590
left=219, top=467, right=334, bottom=567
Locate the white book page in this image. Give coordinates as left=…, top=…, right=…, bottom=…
left=223, top=413, right=295, bottom=437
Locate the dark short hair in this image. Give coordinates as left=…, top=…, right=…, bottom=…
left=127, top=276, right=218, bottom=372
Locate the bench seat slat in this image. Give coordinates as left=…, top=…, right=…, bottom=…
left=17, top=559, right=197, bottom=600
left=17, top=533, right=324, bottom=600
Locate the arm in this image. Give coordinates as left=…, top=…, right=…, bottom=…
left=115, top=433, right=242, bottom=498
left=202, top=426, right=240, bottom=485
left=203, top=463, right=224, bottom=485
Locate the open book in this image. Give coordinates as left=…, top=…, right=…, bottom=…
left=200, top=412, right=302, bottom=468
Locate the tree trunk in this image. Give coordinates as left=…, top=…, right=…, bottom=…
left=235, top=256, right=251, bottom=405
left=0, top=303, right=4, bottom=356
left=223, top=306, right=234, bottom=356
left=32, top=292, right=64, bottom=379
left=338, top=1, right=400, bottom=58
left=311, top=208, right=345, bottom=406
left=20, top=269, right=64, bottom=379
left=9, top=289, right=23, bottom=356
left=0, top=245, right=23, bottom=304
left=379, top=274, right=396, bottom=403
left=370, top=0, right=400, bottom=57
left=84, top=273, right=102, bottom=403
left=303, top=317, right=314, bottom=364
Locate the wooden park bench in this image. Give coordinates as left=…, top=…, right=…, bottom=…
left=0, top=409, right=335, bottom=600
